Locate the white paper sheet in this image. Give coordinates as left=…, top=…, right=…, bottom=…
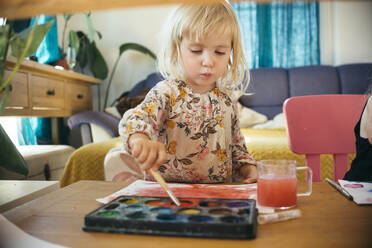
left=338, top=180, right=372, bottom=205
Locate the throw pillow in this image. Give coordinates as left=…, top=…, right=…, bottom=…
left=114, top=87, right=151, bottom=117
left=104, top=107, right=121, bottom=119
left=115, top=94, right=147, bottom=117
left=252, top=112, right=287, bottom=129
left=237, top=102, right=268, bottom=128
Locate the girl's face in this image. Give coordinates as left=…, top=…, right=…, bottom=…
left=180, top=31, right=232, bottom=93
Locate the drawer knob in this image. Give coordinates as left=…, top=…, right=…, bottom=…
left=46, top=89, right=55, bottom=96
left=77, top=94, right=84, bottom=99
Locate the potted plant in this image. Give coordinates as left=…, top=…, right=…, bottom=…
left=61, top=13, right=108, bottom=80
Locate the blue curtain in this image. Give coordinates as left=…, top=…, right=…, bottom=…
left=18, top=15, right=61, bottom=145
left=30, top=15, right=61, bottom=64
left=232, top=1, right=320, bottom=68
left=18, top=118, right=37, bottom=145
left=18, top=118, right=52, bottom=145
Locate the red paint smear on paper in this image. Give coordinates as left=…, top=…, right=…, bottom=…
left=98, top=180, right=257, bottom=204
left=130, top=185, right=256, bottom=199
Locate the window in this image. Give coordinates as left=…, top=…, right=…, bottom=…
left=232, top=2, right=320, bottom=68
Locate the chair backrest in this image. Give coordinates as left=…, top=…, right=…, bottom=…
left=283, top=94, right=368, bottom=181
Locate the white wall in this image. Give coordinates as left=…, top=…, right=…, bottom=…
left=59, top=2, right=372, bottom=110
left=57, top=5, right=177, bottom=111
left=0, top=117, right=19, bottom=145
left=320, top=1, right=372, bottom=65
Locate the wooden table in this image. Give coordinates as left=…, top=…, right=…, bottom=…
left=0, top=180, right=59, bottom=213
left=2, top=181, right=372, bottom=248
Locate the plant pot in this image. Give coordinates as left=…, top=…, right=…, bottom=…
left=51, top=58, right=70, bottom=70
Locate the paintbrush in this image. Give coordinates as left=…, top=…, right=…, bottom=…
left=149, top=168, right=181, bottom=206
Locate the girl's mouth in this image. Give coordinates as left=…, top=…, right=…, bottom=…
left=200, top=73, right=212, bottom=78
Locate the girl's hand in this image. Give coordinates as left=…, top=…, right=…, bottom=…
left=129, top=133, right=167, bottom=171
left=240, top=164, right=258, bottom=184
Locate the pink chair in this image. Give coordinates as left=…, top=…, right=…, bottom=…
left=283, top=94, right=368, bottom=182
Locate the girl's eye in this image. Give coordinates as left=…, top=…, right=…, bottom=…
left=216, top=51, right=226, bottom=55
left=191, top=50, right=202, bottom=53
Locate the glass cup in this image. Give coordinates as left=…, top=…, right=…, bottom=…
left=66, top=46, right=76, bottom=70
left=257, top=160, right=312, bottom=209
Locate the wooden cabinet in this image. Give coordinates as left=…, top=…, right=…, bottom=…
left=1, top=70, right=29, bottom=109
left=66, top=81, right=92, bottom=114
left=30, top=75, right=65, bottom=110
left=1, top=58, right=101, bottom=117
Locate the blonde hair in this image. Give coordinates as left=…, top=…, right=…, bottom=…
left=157, top=1, right=249, bottom=94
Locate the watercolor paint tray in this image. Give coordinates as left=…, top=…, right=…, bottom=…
left=83, top=196, right=257, bottom=239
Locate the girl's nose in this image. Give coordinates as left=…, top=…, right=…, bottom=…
left=201, top=52, right=214, bottom=67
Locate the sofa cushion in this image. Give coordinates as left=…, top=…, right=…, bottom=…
left=128, top=72, right=164, bottom=97
left=337, top=63, right=372, bottom=94
left=252, top=112, right=287, bottom=129
left=247, top=106, right=283, bottom=120
left=0, top=145, right=75, bottom=180
left=237, top=103, right=268, bottom=128
left=239, top=68, right=288, bottom=119
left=289, top=65, right=340, bottom=97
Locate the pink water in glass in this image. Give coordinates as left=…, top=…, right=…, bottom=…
left=257, top=174, right=297, bottom=208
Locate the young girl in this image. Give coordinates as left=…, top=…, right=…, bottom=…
left=104, top=1, right=257, bottom=184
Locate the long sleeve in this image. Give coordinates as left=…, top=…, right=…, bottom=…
left=118, top=83, right=169, bottom=152
left=231, top=101, right=256, bottom=180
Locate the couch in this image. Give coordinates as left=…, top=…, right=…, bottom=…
left=61, top=63, right=372, bottom=187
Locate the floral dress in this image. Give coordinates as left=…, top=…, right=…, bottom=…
left=119, top=79, right=255, bottom=183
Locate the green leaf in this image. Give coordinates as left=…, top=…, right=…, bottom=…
left=68, top=30, right=80, bottom=55
left=119, top=43, right=157, bottom=59
left=96, top=31, right=102, bottom=40
left=0, top=123, right=29, bottom=176
left=0, top=25, right=11, bottom=60
left=88, top=42, right=108, bottom=80
left=77, top=42, right=88, bottom=69
left=74, top=30, right=107, bottom=79
left=85, top=13, right=95, bottom=43
left=76, top=31, right=89, bottom=68
left=10, top=20, right=54, bottom=58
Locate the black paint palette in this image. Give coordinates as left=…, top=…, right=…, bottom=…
left=83, top=196, right=257, bottom=239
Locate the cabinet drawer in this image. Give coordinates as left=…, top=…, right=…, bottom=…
left=1, top=70, right=28, bottom=108
left=68, top=82, right=92, bottom=113
left=30, top=75, right=65, bottom=109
